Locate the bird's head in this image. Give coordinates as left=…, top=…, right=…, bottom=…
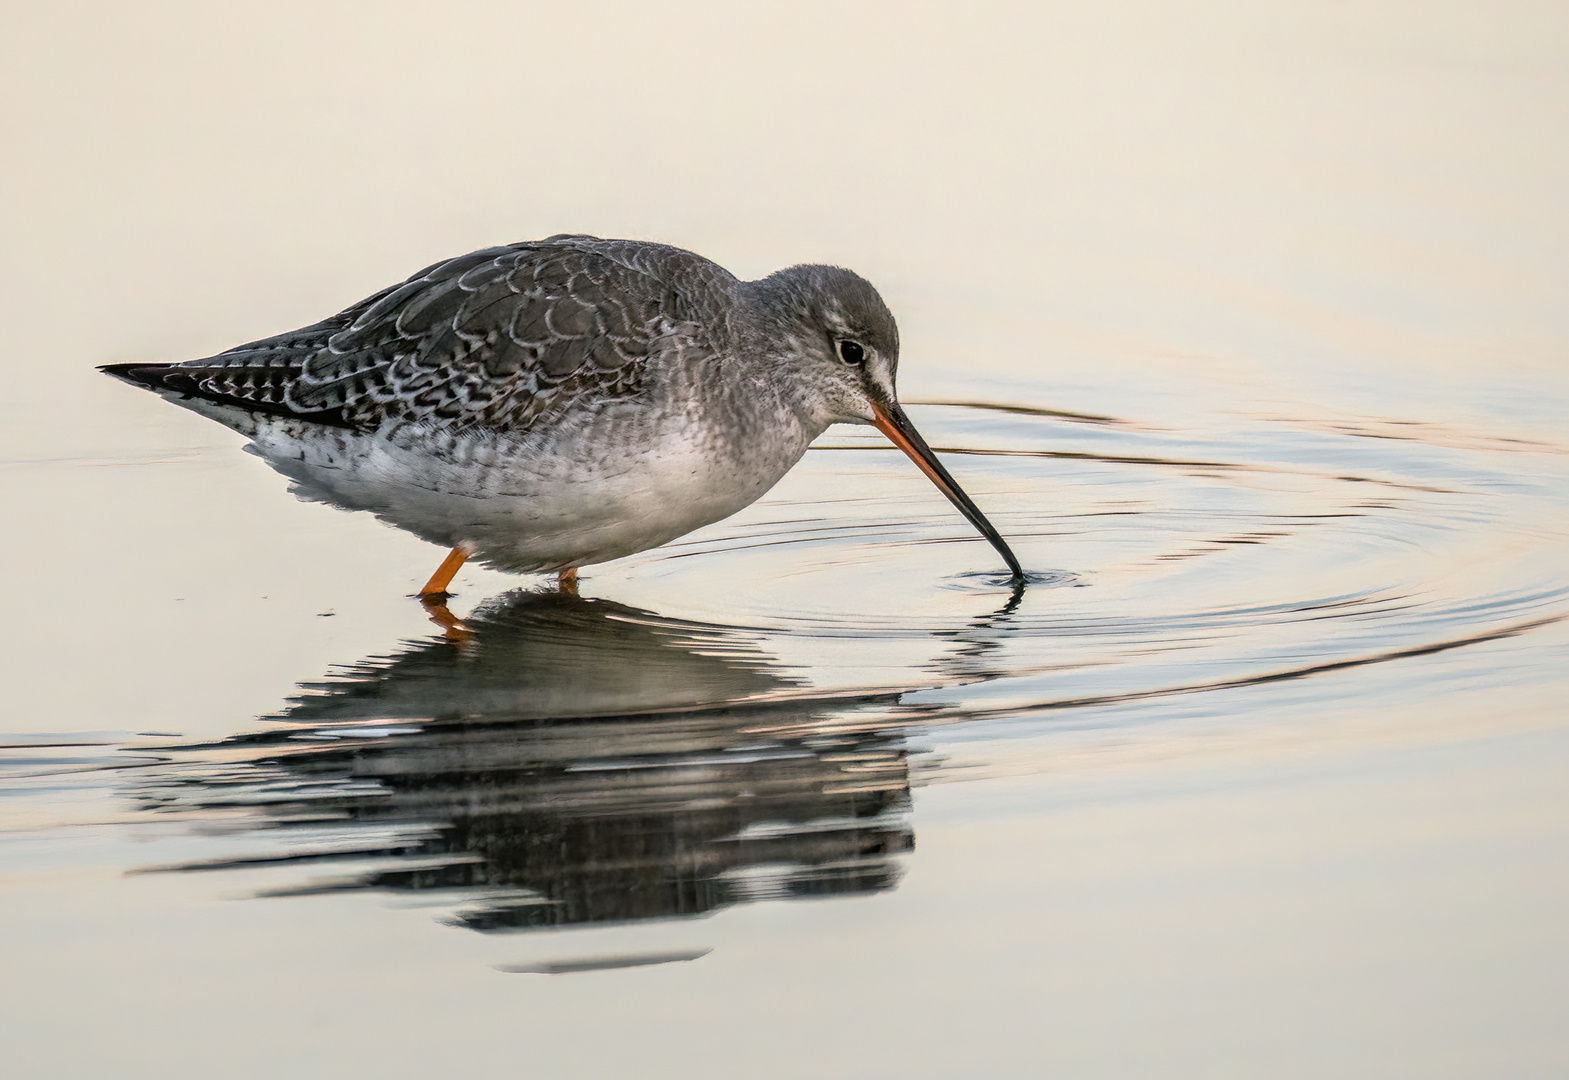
left=747, top=263, right=901, bottom=429
left=746, top=263, right=1024, bottom=583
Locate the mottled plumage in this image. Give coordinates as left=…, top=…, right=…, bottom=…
left=103, top=234, right=1021, bottom=591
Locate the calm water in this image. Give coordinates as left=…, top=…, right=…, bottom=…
left=3, top=4, right=1568, bottom=1077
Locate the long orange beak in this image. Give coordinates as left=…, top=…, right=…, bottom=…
left=871, top=401, right=1024, bottom=582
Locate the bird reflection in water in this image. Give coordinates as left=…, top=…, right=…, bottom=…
left=128, top=590, right=914, bottom=931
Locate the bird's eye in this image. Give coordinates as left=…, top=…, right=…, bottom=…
left=838, top=340, right=866, bottom=365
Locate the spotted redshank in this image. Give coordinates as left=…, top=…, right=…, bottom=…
left=102, top=235, right=1023, bottom=598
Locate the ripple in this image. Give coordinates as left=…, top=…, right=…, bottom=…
left=594, top=398, right=1569, bottom=715
left=944, top=569, right=1083, bottom=592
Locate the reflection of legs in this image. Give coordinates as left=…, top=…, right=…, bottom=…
left=419, top=594, right=471, bottom=641
left=418, top=545, right=471, bottom=599
left=558, top=567, right=579, bottom=596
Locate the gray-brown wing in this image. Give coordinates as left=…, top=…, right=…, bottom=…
left=137, top=238, right=735, bottom=432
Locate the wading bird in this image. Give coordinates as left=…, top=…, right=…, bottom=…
left=103, top=235, right=1023, bottom=603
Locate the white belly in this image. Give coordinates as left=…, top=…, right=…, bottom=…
left=243, top=408, right=810, bottom=573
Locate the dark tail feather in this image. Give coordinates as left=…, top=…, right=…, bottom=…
left=98, top=362, right=357, bottom=430
left=98, top=362, right=200, bottom=394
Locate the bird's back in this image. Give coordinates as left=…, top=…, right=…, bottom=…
left=103, top=235, right=743, bottom=437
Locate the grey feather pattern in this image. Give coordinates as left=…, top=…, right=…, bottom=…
left=163, top=236, right=740, bottom=432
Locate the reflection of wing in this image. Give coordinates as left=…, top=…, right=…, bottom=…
left=285, top=590, right=791, bottom=722
left=104, top=236, right=736, bottom=433
left=127, top=591, right=913, bottom=932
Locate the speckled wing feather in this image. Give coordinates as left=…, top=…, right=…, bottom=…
left=109, top=236, right=739, bottom=433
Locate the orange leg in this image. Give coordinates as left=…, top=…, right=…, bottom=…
left=558, top=567, right=579, bottom=596
left=418, top=545, right=470, bottom=599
